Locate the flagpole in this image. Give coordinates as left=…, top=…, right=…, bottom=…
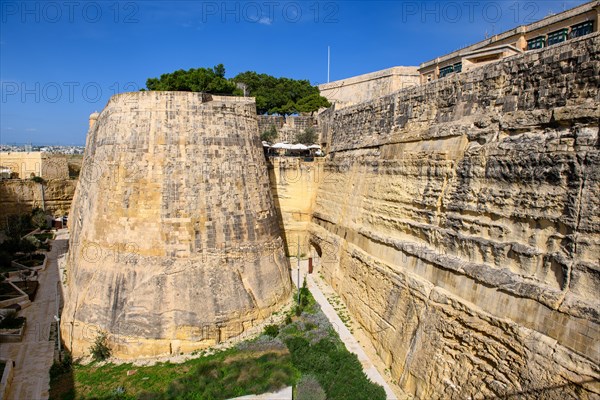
left=327, top=46, right=330, bottom=83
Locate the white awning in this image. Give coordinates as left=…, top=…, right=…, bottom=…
left=271, top=142, right=292, bottom=149
left=290, top=144, right=308, bottom=150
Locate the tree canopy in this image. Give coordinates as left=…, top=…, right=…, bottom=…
left=145, top=65, right=330, bottom=115
left=295, top=127, right=318, bottom=145
left=146, top=64, right=236, bottom=94
left=232, top=71, right=330, bottom=115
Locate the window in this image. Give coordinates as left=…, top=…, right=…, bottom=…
left=547, top=29, right=568, bottom=46
left=453, top=63, right=462, bottom=73
left=527, top=36, right=546, bottom=50
left=439, top=65, right=454, bottom=78
left=570, top=21, right=594, bottom=39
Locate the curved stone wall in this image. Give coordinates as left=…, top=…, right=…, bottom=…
left=61, top=91, right=291, bottom=358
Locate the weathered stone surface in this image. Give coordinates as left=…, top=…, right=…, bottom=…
left=311, top=34, right=600, bottom=398
left=0, top=179, right=77, bottom=221
left=61, top=92, right=292, bottom=358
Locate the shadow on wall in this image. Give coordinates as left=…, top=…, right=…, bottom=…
left=266, top=160, right=289, bottom=254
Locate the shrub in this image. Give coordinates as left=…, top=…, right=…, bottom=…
left=31, top=209, right=48, bottom=229
left=49, top=350, right=73, bottom=380
left=90, top=332, right=112, bottom=361
left=260, top=124, right=278, bottom=143
left=304, top=322, right=317, bottom=331
left=295, top=127, right=318, bottom=145
left=285, top=337, right=386, bottom=400
left=264, top=324, right=280, bottom=338
left=296, top=374, right=326, bottom=400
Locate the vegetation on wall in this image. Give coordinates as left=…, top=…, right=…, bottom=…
left=260, top=124, right=278, bottom=143
left=145, top=65, right=330, bottom=115
left=295, top=127, right=318, bottom=145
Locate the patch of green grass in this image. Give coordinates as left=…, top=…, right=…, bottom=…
left=286, top=336, right=385, bottom=400
left=327, top=294, right=354, bottom=332
left=52, top=348, right=298, bottom=400
left=33, top=232, right=54, bottom=241
left=15, top=253, right=45, bottom=267
left=52, top=284, right=384, bottom=400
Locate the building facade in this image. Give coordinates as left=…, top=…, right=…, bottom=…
left=418, top=0, right=599, bottom=82
left=0, top=152, right=69, bottom=180
left=319, top=1, right=599, bottom=107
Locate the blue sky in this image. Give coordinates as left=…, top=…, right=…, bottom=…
left=0, top=0, right=589, bottom=145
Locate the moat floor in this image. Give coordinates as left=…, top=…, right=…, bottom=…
left=1, top=229, right=69, bottom=400
left=291, top=260, right=399, bottom=400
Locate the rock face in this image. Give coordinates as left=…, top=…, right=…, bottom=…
left=0, top=179, right=76, bottom=221
left=61, top=92, right=292, bottom=358
left=311, top=34, right=600, bottom=398
left=268, top=158, right=322, bottom=256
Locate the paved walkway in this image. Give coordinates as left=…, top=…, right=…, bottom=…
left=228, top=386, right=292, bottom=400
left=291, top=261, right=398, bottom=400
left=0, top=229, right=69, bottom=400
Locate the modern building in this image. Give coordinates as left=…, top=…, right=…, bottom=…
left=418, top=0, right=599, bottom=82
left=319, top=1, right=599, bottom=107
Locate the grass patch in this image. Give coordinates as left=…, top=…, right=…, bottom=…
left=15, top=253, right=45, bottom=267
left=327, top=294, right=354, bottom=333
left=51, top=348, right=297, bottom=400
left=51, top=283, right=385, bottom=400
left=286, top=337, right=385, bottom=400
left=33, top=232, right=54, bottom=241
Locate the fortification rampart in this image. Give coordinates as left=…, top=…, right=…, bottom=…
left=61, top=91, right=292, bottom=358
left=311, top=33, right=600, bottom=398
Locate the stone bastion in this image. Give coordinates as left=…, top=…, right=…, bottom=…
left=60, top=91, right=292, bottom=358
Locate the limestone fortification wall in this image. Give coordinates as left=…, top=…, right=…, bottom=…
left=319, top=66, right=420, bottom=109
left=312, top=34, right=600, bottom=398
left=61, top=91, right=292, bottom=358
left=257, top=115, right=317, bottom=144
left=268, top=157, right=322, bottom=256
left=0, top=179, right=76, bottom=222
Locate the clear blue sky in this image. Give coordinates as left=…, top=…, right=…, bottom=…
left=0, top=0, right=589, bottom=145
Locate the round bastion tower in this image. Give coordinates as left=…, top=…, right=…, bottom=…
left=62, top=92, right=292, bottom=358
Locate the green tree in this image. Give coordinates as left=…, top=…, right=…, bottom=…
left=145, top=66, right=331, bottom=115
left=295, top=127, right=318, bottom=145
left=20, top=237, right=37, bottom=261
left=146, top=64, right=236, bottom=94
left=232, top=71, right=330, bottom=115
left=260, top=124, right=278, bottom=143
left=31, top=209, right=47, bottom=230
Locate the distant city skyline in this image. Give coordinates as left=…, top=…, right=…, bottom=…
left=0, top=0, right=590, bottom=145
